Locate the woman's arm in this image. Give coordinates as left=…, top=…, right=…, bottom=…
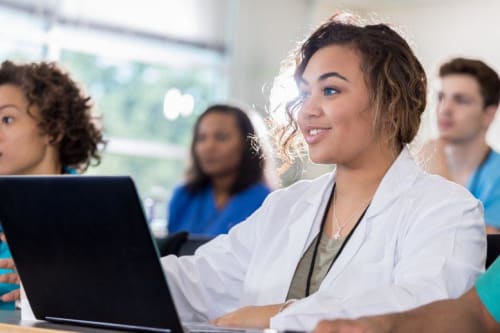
left=0, top=258, right=20, bottom=301
left=0, top=233, right=20, bottom=302
left=160, top=193, right=273, bottom=322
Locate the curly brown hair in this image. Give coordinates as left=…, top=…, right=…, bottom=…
left=439, top=58, right=500, bottom=108
left=0, top=60, right=104, bottom=172
left=273, top=13, right=427, bottom=165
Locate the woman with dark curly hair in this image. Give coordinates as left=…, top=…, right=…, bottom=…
left=159, top=13, right=485, bottom=331
left=0, top=60, right=104, bottom=308
left=0, top=60, right=103, bottom=174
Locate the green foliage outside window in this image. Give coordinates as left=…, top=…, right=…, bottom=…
left=60, top=50, right=223, bottom=220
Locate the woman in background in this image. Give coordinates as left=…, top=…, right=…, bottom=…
left=167, top=104, right=272, bottom=237
left=0, top=60, right=104, bottom=308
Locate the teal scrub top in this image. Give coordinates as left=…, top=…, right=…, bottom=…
left=476, top=257, right=500, bottom=324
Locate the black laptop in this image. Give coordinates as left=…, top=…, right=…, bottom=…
left=0, top=176, right=239, bottom=333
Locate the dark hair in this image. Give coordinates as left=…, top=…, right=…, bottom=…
left=439, top=58, right=500, bottom=108
left=0, top=60, right=104, bottom=172
left=274, top=13, right=427, bottom=165
left=185, top=104, right=265, bottom=194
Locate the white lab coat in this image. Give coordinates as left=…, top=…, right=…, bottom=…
left=161, top=147, right=486, bottom=331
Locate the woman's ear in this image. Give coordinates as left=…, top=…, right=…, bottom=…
left=45, top=125, right=64, bottom=145
left=47, top=121, right=65, bottom=145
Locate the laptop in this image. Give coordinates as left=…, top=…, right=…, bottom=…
left=0, top=176, right=261, bottom=333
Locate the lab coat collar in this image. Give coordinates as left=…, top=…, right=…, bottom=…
left=303, top=146, right=419, bottom=216
left=274, top=174, right=334, bottom=302
left=303, top=172, right=335, bottom=205
left=281, top=147, right=419, bottom=295
left=321, top=146, right=419, bottom=287
left=364, top=146, right=419, bottom=219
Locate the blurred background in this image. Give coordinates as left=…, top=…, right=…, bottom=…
left=2, top=0, right=499, bottom=228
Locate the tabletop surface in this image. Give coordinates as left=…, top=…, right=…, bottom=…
left=0, top=310, right=131, bottom=332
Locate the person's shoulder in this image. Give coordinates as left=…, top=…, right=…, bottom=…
left=62, top=166, right=78, bottom=174
left=268, top=172, right=331, bottom=199
left=245, top=182, right=271, bottom=193
left=168, top=184, right=209, bottom=215
left=490, top=149, right=500, bottom=159
left=479, top=150, right=500, bottom=190
left=171, top=184, right=189, bottom=197
left=239, top=182, right=271, bottom=198
left=169, top=184, right=202, bottom=203
left=395, top=169, right=484, bottom=237
left=411, top=171, right=479, bottom=207
left=417, top=171, right=475, bottom=197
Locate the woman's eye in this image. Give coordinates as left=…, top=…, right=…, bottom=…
left=323, top=87, right=338, bottom=96
left=1, top=116, right=13, bottom=124
left=215, top=133, right=229, bottom=141
left=195, top=134, right=206, bottom=143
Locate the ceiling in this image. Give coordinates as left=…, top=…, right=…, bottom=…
left=0, top=0, right=232, bottom=48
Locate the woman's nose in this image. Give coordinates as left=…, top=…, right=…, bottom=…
left=300, top=95, right=322, bottom=118
left=198, top=138, right=216, bottom=153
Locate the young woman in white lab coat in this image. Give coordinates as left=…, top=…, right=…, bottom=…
left=161, top=13, right=486, bottom=331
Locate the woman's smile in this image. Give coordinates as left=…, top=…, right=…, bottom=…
left=302, top=126, right=332, bottom=145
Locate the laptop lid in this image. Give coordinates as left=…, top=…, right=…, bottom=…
left=0, top=176, right=183, bottom=333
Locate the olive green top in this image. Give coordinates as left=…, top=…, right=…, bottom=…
left=286, top=232, right=344, bottom=300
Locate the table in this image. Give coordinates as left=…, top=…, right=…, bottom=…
left=0, top=311, right=128, bottom=332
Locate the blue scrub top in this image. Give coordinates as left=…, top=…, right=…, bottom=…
left=467, top=150, right=500, bottom=228
left=167, top=182, right=271, bottom=237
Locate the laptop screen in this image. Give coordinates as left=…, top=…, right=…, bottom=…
left=0, top=176, right=183, bottom=333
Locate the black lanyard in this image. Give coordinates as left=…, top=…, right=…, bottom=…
left=468, top=148, right=492, bottom=195
left=305, top=183, right=370, bottom=297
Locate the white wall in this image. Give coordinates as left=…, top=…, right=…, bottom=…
left=227, top=0, right=313, bottom=112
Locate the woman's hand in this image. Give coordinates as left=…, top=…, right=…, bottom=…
left=0, top=231, right=21, bottom=302
left=211, top=304, right=282, bottom=329
left=0, top=258, right=20, bottom=302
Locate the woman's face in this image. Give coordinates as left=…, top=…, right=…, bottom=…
left=0, top=84, right=54, bottom=175
left=297, top=45, right=377, bottom=165
left=194, top=112, right=244, bottom=178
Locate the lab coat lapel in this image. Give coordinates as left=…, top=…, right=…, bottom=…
left=321, top=147, right=420, bottom=286
left=364, top=147, right=419, bottom=219
left=263, top=172, right=335, bottom=303
left=321, top=210, right=368, bottom=287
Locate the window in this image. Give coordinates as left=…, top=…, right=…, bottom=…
left=0, top=1, right=230, bottom=229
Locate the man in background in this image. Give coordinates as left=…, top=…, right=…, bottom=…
left=420, top=58, right=500, bottom=233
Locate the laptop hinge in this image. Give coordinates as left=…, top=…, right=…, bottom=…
left=45, top=316, right=172, bottom=332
